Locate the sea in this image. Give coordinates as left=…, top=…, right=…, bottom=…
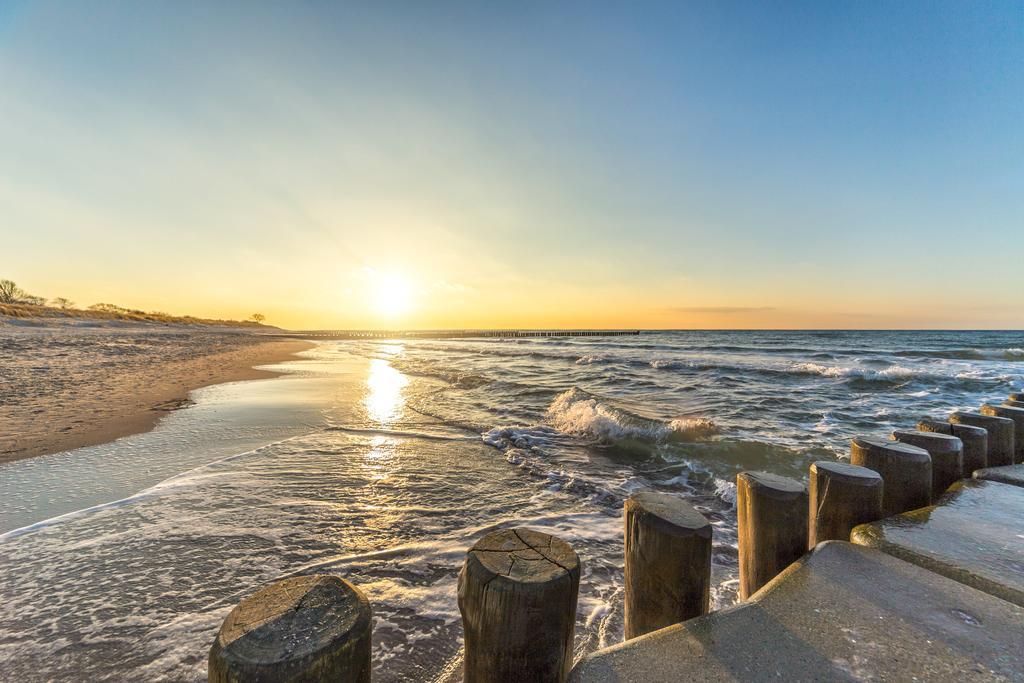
left=1, top=330, right=1022, bottom=681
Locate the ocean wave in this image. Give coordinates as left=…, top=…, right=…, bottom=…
left=643, top=358, right=725, bottom=372
left=648, top=359, right=692, bottom=370
left=326, top=426, right=479, bottom=442
left=644, top=356, right=920, bottom=381
left=480, top=388, right=720, bottom=453
left=386, top=341, right=577, bottom=364
left=0, top=435, right=307, bottom=542
left=894, top=347, right=1024, bottom=361
left=668, top=417, right=721, bottom=439
left=575, top=354, right=607, bottom=365
left=481, top=425, right=568, bottom=451
left=713, top=478, right=737, bottom=505
left=547, top=388, right=719, bottom=443
left=389, top=359, right=493, bottom=389
left=789, top=362, right=920, bottom=382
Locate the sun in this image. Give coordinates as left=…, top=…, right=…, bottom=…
left=372, top=272, right=414, bottom=318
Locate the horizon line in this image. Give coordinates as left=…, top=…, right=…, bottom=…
left=272, top=327, right=1024, bottom=333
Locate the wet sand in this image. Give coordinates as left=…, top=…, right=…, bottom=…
left=0, top=323, right=313, bottom=463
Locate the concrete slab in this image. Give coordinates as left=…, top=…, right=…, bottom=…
left=569, top=542, right=1024, bottom=682
left=974, top=464, right=1024, bottom=488
left=852, top=479, right=1024, bottom=607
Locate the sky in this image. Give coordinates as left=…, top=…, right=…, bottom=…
left=1, top=1, right=1022, bottom=329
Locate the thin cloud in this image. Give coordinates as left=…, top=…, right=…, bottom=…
left=668, top=306, right=777, bottom=314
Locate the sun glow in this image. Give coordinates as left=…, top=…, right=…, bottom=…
left=371, top=272, right=414, bottom=318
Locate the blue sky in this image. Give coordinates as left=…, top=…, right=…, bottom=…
left=1, top=1, right=1021, bottom=327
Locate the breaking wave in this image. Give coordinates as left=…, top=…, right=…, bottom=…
left=480, top=388, right=720, bottom=455
left=648, top=359, right=695, bottom=370
left=790, top=362, right=921, bottom=382
left=894, top=347, right=1024, bottom=361
left=547, top=388, right=719, bottom=443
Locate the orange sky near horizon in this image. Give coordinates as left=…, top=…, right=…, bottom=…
left=2, top=3, right=1022, bottom=331
left=12, top=266, right=1023, bottom=331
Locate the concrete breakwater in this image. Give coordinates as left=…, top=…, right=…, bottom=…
left=207, top=390, right=1024, bottom=681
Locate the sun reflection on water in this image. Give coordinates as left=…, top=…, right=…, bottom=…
left=365, top=356, right=408, bottom=426
left=364, top=435, right=398, bottom=484
left=361, top=352, right=409, bottom=537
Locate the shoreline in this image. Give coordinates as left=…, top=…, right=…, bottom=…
left=0, top=333, right=314, bottom=465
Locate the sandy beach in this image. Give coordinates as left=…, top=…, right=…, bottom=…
left=0, top=322, right=312, bottom=464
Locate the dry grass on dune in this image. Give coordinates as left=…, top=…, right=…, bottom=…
left=0, top=302, right=269, bottom=327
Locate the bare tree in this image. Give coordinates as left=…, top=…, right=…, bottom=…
left=251, top=313, right=266, bottom=324
left=0, top=279, right=21, bottom=304
left=0, top=279, right=44, bottom=305
left=52, top=297, right=75, bottom=309
left=90, top=303, right=124, bottom=312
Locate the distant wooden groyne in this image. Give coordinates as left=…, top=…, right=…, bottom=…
left=207, top=390, right=1024, bottom=681
left=268, top=329, right=642, bottom=340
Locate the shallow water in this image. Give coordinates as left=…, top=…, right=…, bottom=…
left=1, top=331, right=1022, bottom=681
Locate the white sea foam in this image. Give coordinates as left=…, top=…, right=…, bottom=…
left=812, top=410, right=838, bottom=433
left=481, top=425, right=565, bottom=450
left=0, top=436, right=308, bottom=542
left=547, top=388, right=647, bottom=441
left=668, top=417, right=720, bottom=439
left=791, top=362, right=920, bottom=381
left=649, top=358, right=691, bottom=370
left=545, top=388, right=718, bottom=443
left=713, top=478, right=737, bottom=505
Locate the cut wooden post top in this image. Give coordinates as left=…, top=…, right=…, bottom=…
left=851, top=436, right=930, bottom=462
left=918, top=419, right=987, bottom=447
left=626, top=492, right=711, bottom=538
left=468, top=528, right=579, bottom=584
left=950, top=410, right=1012, bottom=427
left=892, top=429, right=962, bottom=453
left=1008, top=392, right=1024, bottom=403
left=810, top=460, right=882, bottom=485
left=982, top=403, right=1024, bottom=420
left=213, top=574, right=371, bottom=668
left=917, top=418, right=953, bottom=435
left=737, top=470, right=806, bottom=498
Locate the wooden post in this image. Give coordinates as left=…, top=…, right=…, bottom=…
left=981, top=404, right=1024, bottom=463
left=458, top=527, right=580, bottom=683
left=892, top=429, right=963, bottom=499
left=808, top=461, right=883, bottom=548
left=917, top=418, right=988, bottom=474
left=209, top=574, right=372, bottom=683
left=1005, top=399, right=1024, bottom=409
left=849, top=437, right=931, bottom=516
left=623, top=492, right=712, bottom=639
left=951, top=411, right=1014, bottom=467
left=737, top=471, right=808, bottom=601
left=1009, top=391, right=1024, bottom=402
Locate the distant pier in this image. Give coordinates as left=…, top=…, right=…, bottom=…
left=268, top=329, right=642, bottom=340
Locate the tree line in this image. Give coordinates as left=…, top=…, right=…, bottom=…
left=0, top=279, right=266, bottom=324
left=0, top=279, right=57, bottom=307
